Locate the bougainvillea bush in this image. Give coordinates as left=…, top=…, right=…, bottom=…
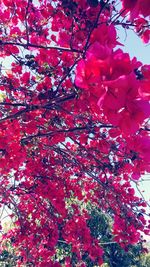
left=0, top=0, right=150, bottom=266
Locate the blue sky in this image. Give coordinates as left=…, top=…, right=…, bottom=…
left=117, top=26, right=150, bottom=64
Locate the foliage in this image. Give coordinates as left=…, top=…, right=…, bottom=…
left=0, top=205, right=149, bottom=267
left=0, top=0, right=150, bottom=266
left=139, top=253, right=150, bottom=267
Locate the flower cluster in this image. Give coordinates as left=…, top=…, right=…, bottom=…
left=0, top=0, right=150, bottom=266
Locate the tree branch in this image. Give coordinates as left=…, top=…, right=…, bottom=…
left=0, top=41, right=81, bottom=53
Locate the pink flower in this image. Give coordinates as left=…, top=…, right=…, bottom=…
left=75, top=59, right=102, bottom=90
left=121, top=0, right=150, bottom=19
left=98, top=73, right=150, bottom=134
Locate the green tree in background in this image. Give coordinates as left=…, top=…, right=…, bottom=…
left=0, top=205, right=150, bottom=267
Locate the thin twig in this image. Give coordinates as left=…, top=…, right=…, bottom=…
left=0, top=41, right=81, bottom=53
